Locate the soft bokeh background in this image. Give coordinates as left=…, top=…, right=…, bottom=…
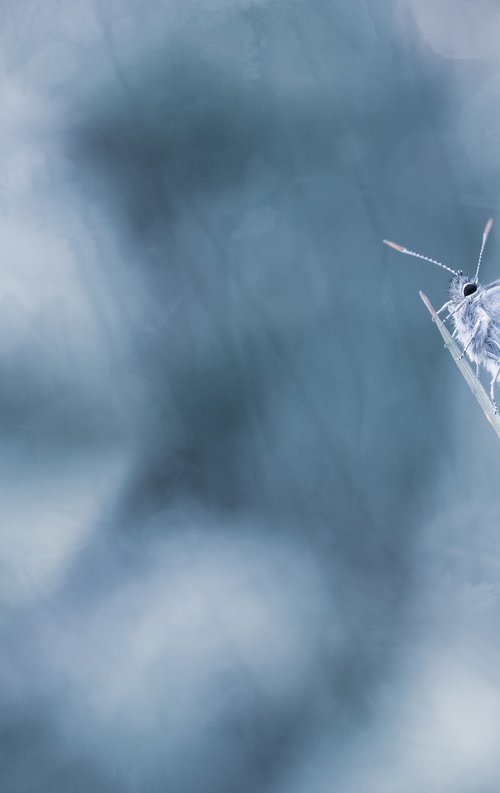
left=2, top=1, right=500, bottom=791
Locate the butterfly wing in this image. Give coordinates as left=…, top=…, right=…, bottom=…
left=482, top=279, right=500, bottom=293
left=480, top=281, right=500, bottom=311
left=478, top=282, right=500, bottom=359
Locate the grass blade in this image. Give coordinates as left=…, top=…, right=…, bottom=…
left=420, top=291, right=500, bottom=439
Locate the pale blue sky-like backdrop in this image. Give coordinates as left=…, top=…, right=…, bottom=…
left=2, top=2, right=500, bottom=791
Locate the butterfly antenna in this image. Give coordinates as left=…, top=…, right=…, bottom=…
left=383, top=239, right=459, bottom=276
left=474, top=217, right=493, bottom=283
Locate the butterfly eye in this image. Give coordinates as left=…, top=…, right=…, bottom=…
left=463, top=283, right=477, bottom=296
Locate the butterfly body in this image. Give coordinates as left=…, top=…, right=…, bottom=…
left=447, top=273, right=500, bottom=376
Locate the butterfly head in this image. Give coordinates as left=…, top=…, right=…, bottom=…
left=448, top=271, right=479, bottom=301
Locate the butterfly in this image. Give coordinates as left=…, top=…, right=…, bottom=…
left=384, top=218, right=500, bottom=412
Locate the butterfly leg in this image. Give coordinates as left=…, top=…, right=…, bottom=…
left=456, top=319, right=481, bottom=361
left=435, top=300, right=451, bottom=317
left=444, top=298, right=468, bottom=324
left=490, top=364, right=500, bottom=414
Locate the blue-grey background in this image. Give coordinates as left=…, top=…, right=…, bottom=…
left=2, top=1, right=500, bottom=791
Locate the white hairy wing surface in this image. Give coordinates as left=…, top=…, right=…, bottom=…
left=478, top=283, right=500, bottom=357
left=482, top=279, right=500, bottom=293
left=480, top=282, right=500, bottom=312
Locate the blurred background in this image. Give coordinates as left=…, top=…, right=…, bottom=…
left=2, top=1, right=500, bottom=791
